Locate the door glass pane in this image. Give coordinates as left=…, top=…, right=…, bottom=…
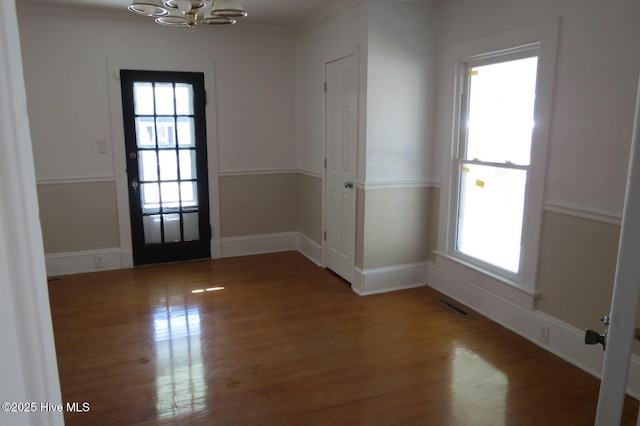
left=136, top=117, right=156, bottom=147
left=158, top=150, right=178, bottom=181
left=133, top=82, right=154, bottom=115
left=154, top=83, right=175, bottom=115
left=141, top=183, right=160, bottom=213
left=160, top=182, right=180, bottom=209
left=143, top=215, right=162, bottom=244
left=177, top=117, right=195, bottom=147
left=156, top=117, right=176, bottom=148
left=466, top=56, right=538, bottom=165
left=163, top=213, right=181, bottom=242
left=180, top=181, right=197, bottom=208
left=139, top=151, right=158, bottom=181
left=179, top=150, right=196, bottom=180
left=457, top=164, right=526, bottom=273
left=183, top=212, right=199, bottom=241
left=175, top=83, right=194, bottom=115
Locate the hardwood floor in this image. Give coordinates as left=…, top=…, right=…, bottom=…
left=48, top=252, right=638, bottom=425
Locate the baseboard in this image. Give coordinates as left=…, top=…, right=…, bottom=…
left=352, top=263, right=427, bottom=296
left=45, top=248, right=122, bottom=277
left=296, top=233, right=322, bottom=266
left=426, top=260, right=640, bottom=399
left=220, top=232, right=298, bottom=258
left=44, top=233, right=310, bottom=276
left=211, top=240, right=222, bottom=259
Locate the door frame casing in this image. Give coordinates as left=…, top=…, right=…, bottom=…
left=107, top=57, right=222, bottom=268
left=322, top=46, right=361, bottom=283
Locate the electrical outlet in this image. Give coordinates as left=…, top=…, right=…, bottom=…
left=538, top=325, right=550, bottom=344
left=94, top=256, right=105, bottom=269
left=97, top=140, right=108, bottom=154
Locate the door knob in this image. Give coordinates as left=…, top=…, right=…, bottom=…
left=584, top=315, right=610, bottom=351
left=344, top=181, right=354, bottom=189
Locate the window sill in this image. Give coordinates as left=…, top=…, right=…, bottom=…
left=430, top=251, right=539, bottom=310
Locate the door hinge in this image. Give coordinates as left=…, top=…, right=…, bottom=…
left=204, top=89, right=208, bottom=106
left=324, top=82, right=327, bottom=93
left=209, top=224, right=212, bottom=239
left=324, top=158, right=327, bottom=169
left=323, top=231, right=327, bottom=241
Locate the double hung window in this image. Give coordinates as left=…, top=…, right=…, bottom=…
left=454, top=50, right=539, bottom=278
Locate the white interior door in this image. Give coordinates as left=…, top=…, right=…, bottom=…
left=594, top=76, right=640, bottom=425
left=324, top=54, right=357, bottom=282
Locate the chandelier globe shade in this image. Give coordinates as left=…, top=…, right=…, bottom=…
left=156, top=7, right=188, bottom=26
left=128, top=0, right=168, bottom=17
left=211, top=0, right=247, bottom=18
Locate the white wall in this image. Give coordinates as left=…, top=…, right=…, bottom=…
left=294, top=2, right=368, bottom=180
left=18, top=8, right=296, bottom=180
left=1, top=2, right=62, bottom=424
left=434, top=0, right=640, bottom=215
left=366, top=0, right=436, bottom=185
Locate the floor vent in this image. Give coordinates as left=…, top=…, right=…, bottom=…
left=437, top=299, right=469, bottom=317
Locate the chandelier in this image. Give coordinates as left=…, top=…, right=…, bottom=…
left=128, top=0, right=247, bottom=29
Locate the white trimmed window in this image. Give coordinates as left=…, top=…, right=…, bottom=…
left=436, top=21, right=559, bottom=305
left=454, top=49, right=539, bottom=280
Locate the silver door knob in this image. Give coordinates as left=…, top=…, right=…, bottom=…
left=344, top=181, right=354, bottom=189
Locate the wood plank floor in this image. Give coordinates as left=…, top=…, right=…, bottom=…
left=48, top=251, right=639, bottom=425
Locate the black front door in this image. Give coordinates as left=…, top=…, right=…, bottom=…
left=120, top=70, right=210, bottom=266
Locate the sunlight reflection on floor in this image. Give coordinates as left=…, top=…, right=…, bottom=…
left=153, top=298, right=206, bottom=419
left=450, top=344, right=508, bottom=426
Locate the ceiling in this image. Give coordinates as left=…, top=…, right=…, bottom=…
left=19, top=0, right=344, bottom=27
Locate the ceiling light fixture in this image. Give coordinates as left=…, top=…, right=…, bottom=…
left=128, top=0, right=247, bottom=29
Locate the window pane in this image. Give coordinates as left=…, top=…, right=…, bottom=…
left=135, top=117, right=156, bottom=148
left=183, top=212, right=199, bottom=241
left=143, top=215, right=162, bottom=244
left=160, top=182, right=180, bottom=209
left=156, top=117, right=176, bottom=148
left=179, top=150, right=196, bottom=180
left=457, top=164, right=526, bottom=273
left=177, top=117, right=195, bottom=147
left=141, top=183, right=160, bottom=213
left=158, top=150, right=178, bottom=181
left=163, top=213, right=181, bottom=242
left=155, top=83, right=175, bottom=115
left=466, top=56, right=538, bottom=165
left=180, top=181, right=197, bottom=208
left=139, top=151, right=158, bottom=182
left=133, top=82, right=154, bottom=115
left=175, top=83, right=194, bottom=115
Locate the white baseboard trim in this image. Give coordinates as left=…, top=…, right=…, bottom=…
left=45, top=248, right=122, bottom=277
left=44, top=233, right=314, bottom=276
left=211, top=240, right=222, bottom=259
left=426, top=260, right=640, bottom=399
left=352, top=263, right=427, bottom=296
left=220, top=232, right=298, bottom=258
left=296, top=233, right=322, bottom=266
